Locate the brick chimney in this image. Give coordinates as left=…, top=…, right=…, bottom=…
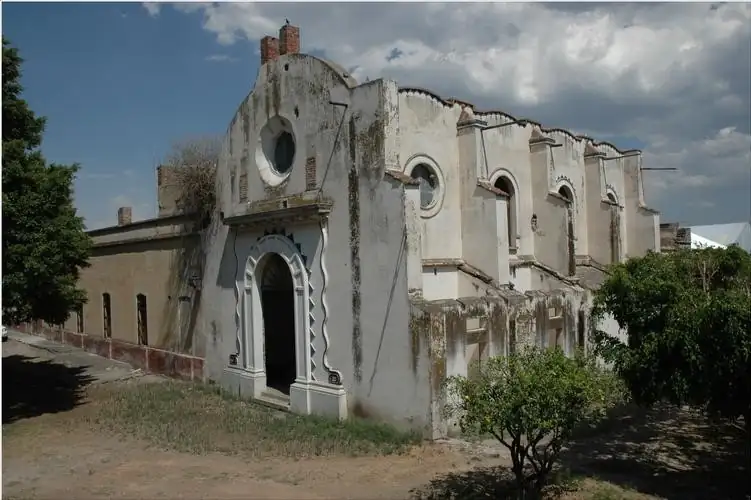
left=260, top=35, right=279, bottom=65
left=117, top=206, right=132, bottom=226
left=279, top=24, right=300, bottom=55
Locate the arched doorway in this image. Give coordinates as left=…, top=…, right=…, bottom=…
left=257, top=253, right=297, bottom=395
left=558, top=185, right=576, bottom=276
left=494, top=175, right=517, bottom=254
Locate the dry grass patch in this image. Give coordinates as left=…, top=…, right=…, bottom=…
left=87, top=380, right=421, bottom=458
left=412, top=468, right=656, bottom=500
left=564, top=478, right=654, bottom=500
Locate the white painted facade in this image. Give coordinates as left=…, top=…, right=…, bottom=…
left=198, top=26, right=661, bottom=438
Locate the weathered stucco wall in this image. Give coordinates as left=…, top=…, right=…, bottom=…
left=344, top=80, right=433, bottom=429
left=200, top=51, right=433, bottom=432
left=583, top=151, right=618, bottom=266
left=622, top=154, right=659, bottom=257
left=410, top=287, right=588, bottom=438
left=548, top=131, right=588, bottom=255
left=483, top=118, right=535, bottom=257
left=65, top=226, right=204, bottom=355
left=397, top=91, right=463, bottom=263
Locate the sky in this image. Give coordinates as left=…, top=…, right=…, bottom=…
left=3, top=2, right=750, bottom=230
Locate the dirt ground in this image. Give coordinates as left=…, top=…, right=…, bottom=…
left=1, top=335, right=505, bottom=499
left=3, top=332, right=748, bottom=500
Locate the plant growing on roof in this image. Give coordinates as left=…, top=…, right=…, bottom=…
left=162, top=136, right=221, bottom=230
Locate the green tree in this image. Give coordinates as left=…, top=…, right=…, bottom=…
left=445, top=348, right=621, bottom=495
left=591, top=246, right=751, bottom=451
left=2, top=38, right=91, bottom=326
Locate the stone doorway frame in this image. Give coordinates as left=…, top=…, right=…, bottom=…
left=220, top=225, right=348, bottom=420
left=240, top=234, right=312, bottom=408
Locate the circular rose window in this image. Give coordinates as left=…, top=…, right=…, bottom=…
left=256, top=116, right=296, bottom=187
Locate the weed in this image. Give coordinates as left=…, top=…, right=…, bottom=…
left=88, top=380, right=421, bottom=458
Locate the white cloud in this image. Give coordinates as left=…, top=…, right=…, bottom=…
left=204, top=54, right=236, bottom=63
left=159, top=2, right=751, bottom=225
left=142, top=2, right=161, bottom=18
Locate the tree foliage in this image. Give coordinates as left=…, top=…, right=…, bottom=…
left=162, top=136, right=220, bottom=229
left=445, top=348, right=622, bottom=494
left=591, top=246, right=751, bottom=425
left=2, top=38, right=92, bottom=325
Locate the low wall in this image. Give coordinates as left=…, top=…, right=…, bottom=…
left=13, top=321, right=204, bottom=381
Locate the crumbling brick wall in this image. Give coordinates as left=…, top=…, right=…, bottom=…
left=157, top=165, right=182, bottom=217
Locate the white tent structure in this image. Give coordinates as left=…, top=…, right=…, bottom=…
left=690, top=222, right=751, bottom=252
left=690, top=232, right=726, bottom=249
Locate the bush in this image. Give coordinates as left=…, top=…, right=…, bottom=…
left=445, top=347, right=621, bottom=495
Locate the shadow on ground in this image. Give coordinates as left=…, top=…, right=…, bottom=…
left=2, top=354, right=95, bottom=424
left=563, top=404, right=749, bottom=500
left=411, top=405, right=748, bottom=500
left=411, top=466, right=559, bottom=500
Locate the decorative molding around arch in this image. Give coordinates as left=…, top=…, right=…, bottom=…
left=488, top=168, right=520, bottom=196
left=403, top=154, right=446, bottom=219
left=223, top=229, right=347, bottom=420
left=605, top=184, right=619, bottom=205
left=489, top=168, right=521, bottom=251
left=318, top=216, right=343, bottom=386
left=553, top=175, right=577, bottom=205
left=241, top=233, right=312, bottom=384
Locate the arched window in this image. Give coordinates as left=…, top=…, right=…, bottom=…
left=136, top=294, right=148, bottom=346
left=557, top=185, right=576, bottom=276
left=558, top=185, right=573, bottom=203
left=102, top=293, right=112, bottom=339
left=606, top=192, right=621, bottom=264
left=494, top=176, right=517, bottom=254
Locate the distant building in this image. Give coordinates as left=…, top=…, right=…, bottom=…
left=690, top=222, right=751, bottom=252
left=660, top=222, right=692, bottom=251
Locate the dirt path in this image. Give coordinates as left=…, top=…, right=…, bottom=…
left=2, top=406, right=493, bottom=499
left=1, top=335, right=502, bottom=499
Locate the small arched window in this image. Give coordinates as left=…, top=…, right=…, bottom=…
left=494, top=176, right=517, bottom=254
left=102, top=293, right=112, bottom=338
left=558, top=185, right=573, bottom=203
left=136, top=294, right=148, bottom=346
left=557, top=185, right=576, bottom=276
left=606, top=192, right=621, bottom=264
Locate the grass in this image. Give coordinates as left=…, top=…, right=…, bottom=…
left=411, top=466, right=653, bottom=500
left=571, top=479, right=651, bottom=500
left=88, top=380, right=422, bottom=458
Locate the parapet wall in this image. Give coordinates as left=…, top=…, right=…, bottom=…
left=410, top=287, right=589, bottom=438
left=14, top=321, right=205, bottom=381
